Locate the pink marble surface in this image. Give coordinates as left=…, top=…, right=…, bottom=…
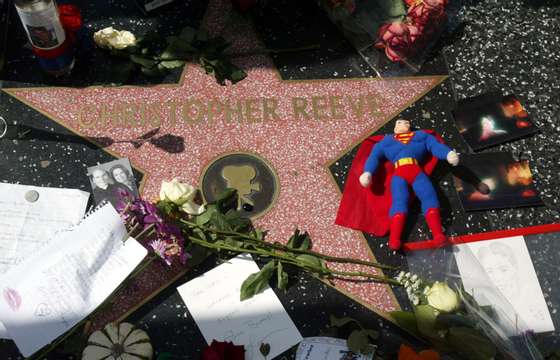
left=5, top=1, right=445, bottom=316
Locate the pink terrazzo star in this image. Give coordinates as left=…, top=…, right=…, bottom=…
left=4, top=0, right=446, bottom=317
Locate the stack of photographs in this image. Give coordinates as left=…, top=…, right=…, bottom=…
left=452, top=152, right=543, bottom=211
left=452, top=93, right=538, bottom=151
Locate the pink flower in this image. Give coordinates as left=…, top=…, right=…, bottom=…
left=375, top=22, right=420, bottom=62
left=406, top=0, right=447, bottom=35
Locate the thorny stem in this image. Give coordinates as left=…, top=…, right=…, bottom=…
left=186, top=236, right=400, bottom=285
left=180, top=219, right=396, bottom=271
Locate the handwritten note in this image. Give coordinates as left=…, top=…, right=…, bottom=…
left=296, top=337, right=376, bottom=360
left=0, top=183, right=90, bottom=275
left=177, top=254, right=303, bottom=360
left=0, top=183, right=89, bottom=339
left=0, top=204, right=147, bottom=357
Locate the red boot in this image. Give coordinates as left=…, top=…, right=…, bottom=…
left=389, top=213, right=406, bottom=251
left=425, top=208, right=447, bottom=246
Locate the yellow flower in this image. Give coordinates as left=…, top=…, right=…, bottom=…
left=426, top=282, right=460, bottom=312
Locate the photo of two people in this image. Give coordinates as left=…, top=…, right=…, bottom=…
left=87, top=158, right=140, bottom=207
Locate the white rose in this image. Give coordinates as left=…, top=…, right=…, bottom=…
left=159, top=178, right=205, bottom=215
left=93, top=27, right=136, bottom=50
left=426, top=282, right=460, bottom=313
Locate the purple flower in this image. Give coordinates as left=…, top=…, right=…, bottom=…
left=149, top=239, right=172, bottom=265
left=117, top=194, right=187, bottom=267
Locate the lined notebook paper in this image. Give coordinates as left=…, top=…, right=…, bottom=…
left=0, top=203, right=147, bottom=357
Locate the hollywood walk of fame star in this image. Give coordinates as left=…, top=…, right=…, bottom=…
left=2, top=3, right=446, bottom=318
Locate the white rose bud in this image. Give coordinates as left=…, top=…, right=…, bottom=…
left=426, top=282, right=460, bottom=313
left=94, top=27, right=136, bottom=50
left=159, top=178, right=205, bottom=215
left=410, top=274, right=418, bottom=282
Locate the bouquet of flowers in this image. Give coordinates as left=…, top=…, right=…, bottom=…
left=316, top=0, right=452, bottom=73
left=391, top=270, right=545, bottom=360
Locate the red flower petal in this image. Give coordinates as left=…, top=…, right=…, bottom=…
left=58, top=4, right=82, bottom=33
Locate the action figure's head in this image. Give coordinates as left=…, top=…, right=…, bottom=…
left=394, top=119, right=411, bottom=134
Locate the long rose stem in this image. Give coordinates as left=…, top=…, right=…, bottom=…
left=180, top=219, right=396, bottom=270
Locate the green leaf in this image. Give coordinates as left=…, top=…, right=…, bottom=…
left=330, top=315, right=360, bottom=328
left=192, top=227, right=208, bottom=242
left=287, top=230, right=311, bottom=250
left=210, top=211, right=231, bottom=231
left=140, top=65, right=164, bottom=77
left=195, top=204, right=216, bottom=225
left=390, top=311, right=420, bottom=336
left=224, top=236, right=244, bottom=249
left=215, top=188, right=238, bottom=211
left=240, top=260, right=276, bottom=301
left=157, top=353, right=174, bottom=360
left=446, top=327, right=496, bottom=360
left=230, top=67, right=247, bottom=84
left=179, top=27, right=197, bottom=42
left=347, top=330, right=370, bottom=354
left=363, top=329, right=379, bottom=340
left=223, top=210, right=251, bottom=232
left=414, top=305, right=439, bottom=338
left=195, top=29, right=209, bottom=42
left=435, top=313, right=474, bottom=330
left=277, top=261, right=289, bottom=291
left=130, top=54, right=157, bottom=68
left=295, top=254, right=323, bottom=269
left=254, top=228, right=265, bottom=241
left=259, top=343, right=271, bottom=357
left=160, top=60, right=186, bottom=69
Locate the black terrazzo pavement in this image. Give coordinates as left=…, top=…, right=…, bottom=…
left=1, top=0, right=560, bottom=358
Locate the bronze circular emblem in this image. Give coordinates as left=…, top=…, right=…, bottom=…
left=200, top=152, right=279, bottom=219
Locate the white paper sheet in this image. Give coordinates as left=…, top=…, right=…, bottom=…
left=0, top=183, right=90, bottom=338
left=454, top=235, right=554, bottom=335
left=177, top=254, right=303, bottom=360
left=296, top=337, right=376, bottom=360
left=0, top=203, right=147, bottom=357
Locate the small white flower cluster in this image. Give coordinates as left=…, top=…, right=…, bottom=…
left=93, top=27, right=136, bottom=50
left=395, top=271, right=425, bottom=305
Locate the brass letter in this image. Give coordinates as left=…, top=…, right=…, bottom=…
left=245, top=98, right=261, bottom=123
left=348, top=96, right=366, bottom=119
left=263, top=98, right=280, bottom=122
left=329, top=96, right=345, bottom=120
left=207, top=100, right=223, bottom=124
left=224, top=99, right=244, bottom=123
left=292, top=97, right=310, bottom=120
left=183, top=99, right=205, bottom=124
left=312, top=96, right=329, bottom=121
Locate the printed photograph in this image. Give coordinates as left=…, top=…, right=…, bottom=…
left=26, top=25, right=58, bottom=48
left=452, top=93, right=538, bottom=151
left=87, top=158, right=140, bottom=207
left=454, top=235, right=554, bottom=335
left=453, top=152, right=543, bottom=211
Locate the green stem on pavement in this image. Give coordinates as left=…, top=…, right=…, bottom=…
left=187, top=236, right=400, bottom=286
left=180, top=219, right=396, bottom=271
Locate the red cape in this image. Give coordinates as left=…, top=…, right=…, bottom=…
left=335, top=131, right=442, bottom=236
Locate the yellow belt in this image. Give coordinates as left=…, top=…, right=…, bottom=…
left=394, top=157, right=418, bottom=168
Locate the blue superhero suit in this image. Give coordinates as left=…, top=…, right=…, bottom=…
left=363, top=130, right=452, bottom=250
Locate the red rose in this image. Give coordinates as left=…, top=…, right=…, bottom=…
left=201, top=340, right=245, bottom=360
left=375, top=22, right=420, bottom=62
left=58, top=4, right=82, bottom=33
left=406, top=0, right=447, bottom=33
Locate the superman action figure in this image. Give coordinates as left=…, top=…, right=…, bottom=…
left=336, top=119, right=459, bottom=250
